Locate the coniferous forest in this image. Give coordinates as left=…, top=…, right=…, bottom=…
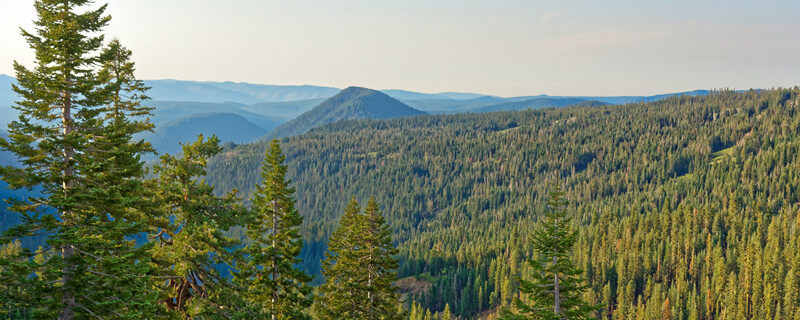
left=2, top=1, right=800, bottom=320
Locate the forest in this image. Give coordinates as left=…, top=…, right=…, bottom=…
left=207, top=88, right=800, bottom=319
left=2, top=1, right=800, bottom=320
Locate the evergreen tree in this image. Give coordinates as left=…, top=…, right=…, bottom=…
left=500, top=186, right=601, bottom=320
left=234, top=140, right=312, bottom=319
left=315, top=197, right=364, bottom=319
left=0, top=240, right=26, bottom=318
left=359, top=197, right=405, bottom=320
left=147, top=135, right=249, bottom=318
left=316, top=196, right=404, bottom=319
left=0, top=1, right=159, bottom=318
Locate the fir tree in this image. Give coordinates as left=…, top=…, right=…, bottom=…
left=500, top=186, right=602, bottom=320
left=315, top=197, right=364, bottom=319
left=316, top=197, right=404, bottom=319
left=147, top=135, right=249, bottom=318
left=359, top=197, right=405, bottom=320
left=0, top=1, right=160, bottom=318
left=234, top=140, right=312, bottom=320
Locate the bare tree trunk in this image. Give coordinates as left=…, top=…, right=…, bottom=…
left=58, top=80, right=76, bottom=320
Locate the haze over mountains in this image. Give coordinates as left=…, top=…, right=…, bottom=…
left=0, top=74, right=712, bottom=155
left=143, top=113, right=269, bottom=156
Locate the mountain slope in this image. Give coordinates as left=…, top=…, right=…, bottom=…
left=206, top=82, right=340, bottom=102
left=269, top=87, right=426, bottom=138
left=240, top=98, right=327, bottom=119
left=402, top=96, right=507, bottom=113
left=147, top=101, right=284, bottom=131
left=382, top=89, right=488, bottom=101
left=205, top=88, right=800, bottom=318
left=508, top=90, right=711, bottom=105
left=144, top=80, right=261, bottom=103
left=474, top=97, right=605, bottom=113
left=143, top=113, right=268, bottom=155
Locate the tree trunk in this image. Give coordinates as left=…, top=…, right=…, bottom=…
left=58, top=80, right=76, bottom=320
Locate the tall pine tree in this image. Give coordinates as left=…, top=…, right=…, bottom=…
left=359, top=197, right=404, bottom=320
left=315, top=197, right=364, bottom=319
left=500, top=186, right=601, bottom=320
left=315, top=196, right=404, bottom=319
left=234, top=140, right=312, bottom=319
left=0, top=1, right=160, bottom=318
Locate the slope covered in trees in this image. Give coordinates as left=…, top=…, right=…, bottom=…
left=142, top=112, right=269, bottom=156
left=207, top=88, right=800, bottom=318
left=269, top=86, right=427, bottom=137
left=473, top=97, right=605, bottom=113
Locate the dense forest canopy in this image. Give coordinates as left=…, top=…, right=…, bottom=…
left=206, top=88, right=800, bottom=318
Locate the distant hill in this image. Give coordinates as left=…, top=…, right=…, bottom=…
left=508, top=90, right=711, bottom=105
left=206, top=82, right=340, bottom=102
left=240, top=98, right=327, bottom=119
left=143, top=80, right=340, bottom=104
left=147, top=101, right=285, bottom=131
left=269, top=87, right=426, bottom=138
left=142, top=113, right=268, bottom=156
left=400, top=91, right=708, bottom=114
left=402, top=96, right=507, bottom=113
left=1, top=74, right=712, bottom=116
left=381, top=89, right=489, bottom=101
left=144, top=80, right=262, bottom=104
left=474, top=97, right=605, bottom=113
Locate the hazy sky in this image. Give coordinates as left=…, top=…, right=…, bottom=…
left=1, top=0, right=799, bottom=96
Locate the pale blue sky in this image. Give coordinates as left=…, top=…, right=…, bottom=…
left=1, top=0, right=798, bottom=96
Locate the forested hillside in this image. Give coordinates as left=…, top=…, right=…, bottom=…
left=207, top=88, right=800, bottom=319
left=142, top=113, right=269, bottom=156
left=473, top=97, right=605, bottom=113
left=269, top=87, right=427, bottom=137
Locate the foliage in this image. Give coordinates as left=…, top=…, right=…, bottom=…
left=208, top=88, right=800, bottom=318
left=500, top=186, right=601, bottom=320
left=0, top=1, right=161, bottom=318
left=146, top=135, right=250, bottom=318
left=233, top=140, right=312, bottom=319
left=315, top=197, right=404, bottom=319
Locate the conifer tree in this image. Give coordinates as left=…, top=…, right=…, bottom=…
left=359, top=197, right=405, bottom=320
left=0, top=240, right=26, bottom=318
left=234, top=140, right=312, bottom=319
left=147, top=135, right=249, bottom=318
left=500, top=186, right=601, bottom=320
left=316, top=196, right=404, bottom=319
left=315, top=197, right=364, bottom=319
left=0, top=1, right=160, bottom=318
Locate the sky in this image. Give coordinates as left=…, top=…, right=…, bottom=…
left=1, top=0, right=799, bottom=97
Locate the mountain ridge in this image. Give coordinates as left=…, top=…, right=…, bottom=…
left=269, top=87, right=427, bottom=138
left=142, top=112, right=268, bottom=156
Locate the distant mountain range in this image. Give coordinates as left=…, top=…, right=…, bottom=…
left=269, top=87, right=427, bottom=138
left=239, top=98, right=327, bottom=120
left=142, top=113, right=270, bottom=156
left=146, top=101, right=284, bottom=129
left=506, top=90, right=712, bottom=106
left=0, top=74, right=713, bottom=157
left=473, top=97, right=606, bottom=113
left=144, top=80, right=341, bottom=104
